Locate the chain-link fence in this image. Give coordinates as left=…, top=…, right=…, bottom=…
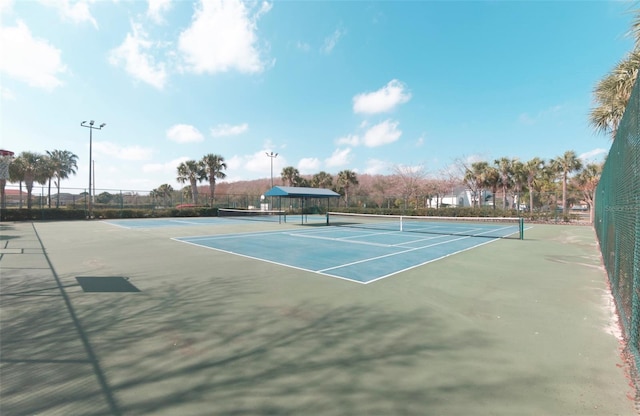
left=594, top=76, right=640, bottom=402
left=1, top=185, right=270, bottom=214
left=2, top=184, right=594, bottom=222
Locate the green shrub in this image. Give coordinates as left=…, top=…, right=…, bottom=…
left=0, top=207, right=219, bottom=221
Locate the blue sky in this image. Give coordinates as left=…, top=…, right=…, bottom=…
left=0, top=0, right=635, bottom=192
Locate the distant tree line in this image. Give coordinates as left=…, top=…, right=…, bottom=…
left=174, top=153, right=227, bottom=206
left=0, top=147, right=602, bottom=223
left=2, top=150, right=78, bottom=210
left=279, top=167, right=359, bottom=206
left=460, top=151, right=601, bottom=222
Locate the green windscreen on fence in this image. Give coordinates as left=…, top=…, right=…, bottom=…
left=594, top=74, right=640, bottom=401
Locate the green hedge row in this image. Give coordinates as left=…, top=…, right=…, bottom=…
left=0, top=206, right=582, bottom=223
left=1, top=207, right=219, bottom=221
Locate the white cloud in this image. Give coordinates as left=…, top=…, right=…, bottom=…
left=39, top=0, right=98, bottom=29
left=579, top=148, right=607, bottom=161
left=225, top=149, right=286, bottom=182
left=93, top=142, right=154, bottom=161
left=321, top=27, right=345, bottom=54
left=518, top=113, right=535, bottom=125
left=0, top=20, right=67, bottom=90
left=166, top=124, right=204, bottom=143
left=210, top=123, right=248, bottom=137
left=1, top=86, right=15, bottom=100
left=147, top=0, right=172, bottom=24
left=362, top=120, right=402, bottom=147
left=353, top=79, right=411, bottom=114
left=109, top=20, right=167, bottom=89
left=178, top=0, right=271, bottom=74
left=143, top=156, right=189, bottom=173
left=363, top=159, right=389, bottom=175
left=298, top=157, right=321, bottom=173
left=518, top=105, right=563, bottom=125
left=295, top=40, right=310, bottom=52
left=0, top=0, right=14, bottom=14
left=415, top=135, right=425, bottom=147
left=336, top=134, right=359, bottom=147
left=325, top=148, right=351, bottom=168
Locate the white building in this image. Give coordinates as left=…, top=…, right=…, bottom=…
left=439, top=187, right=493, bottom=207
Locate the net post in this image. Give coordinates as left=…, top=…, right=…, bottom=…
left=326, top=212, right=329, bottom=226
left=519, top=217, right=524, bottom=240
left=400, top=215, right=404, bottom=232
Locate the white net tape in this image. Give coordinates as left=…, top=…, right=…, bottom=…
left=0, top=155, right=11, bottom=180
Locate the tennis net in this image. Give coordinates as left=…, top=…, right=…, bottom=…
left=218, top=208, right=286, bottom=223
left=326, top=212, right=524, bottom=240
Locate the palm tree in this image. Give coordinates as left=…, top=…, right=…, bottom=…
left=201, top=154, right=226, bottom=206
left=336, top=170, right=359, bottom=207
left=574, top=163, right=602, bottom=224
left=46, top=149, right=78, bottom=208
left=463, top=161, right=488, bottom=208
left=484, top=166, right=500, bottom=209
left=157, top=183, right=174, bottom=207
left=39, top=154, right=55, bottom=208
left=311, top=171, right=333, bottom=189
left=149, top=189, right=159, bottom=206
left=510, top=160, right=526, bottom=211
left=550, top=151, right=583, bottom=215
left=538, top=163, right=562, bottom=211
left=523, top=157, right=544, bottom=212
left=589, top=3, right=640, bottom=141
left=293, top=176, right=309, bottom=187
left=280, top=166, right=300, bottom=186
left=176, top=160, right=205, bottom=205
left=181, top=186, right=193, bottom=205
left=0, top=153, right=14, bottom=214
left=494, top=157, right=514, bottom=209
left=16, top=151, right=46, bottom=209
left=8, top=157, right=26, bottom=208
left=589, top=51, right=640, bottom=139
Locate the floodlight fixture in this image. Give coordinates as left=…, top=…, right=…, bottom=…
left=80, top=119, right=106, bottom=220
left=266, top=151, right=278, bottom=189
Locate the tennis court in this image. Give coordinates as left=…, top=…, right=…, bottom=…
left=172, top=213, right=523, bottom=283
left=1, top=219, right=637, bottom=415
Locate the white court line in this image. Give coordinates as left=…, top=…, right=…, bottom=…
left=287, top=233, right=396, bottom=247
left=168, top=219, right=205, bottom=225
left=172, top=238, right=366, bottom=284
left=103, top=221, right=133, bottom=229
left=362, top=236, right=502, bottom=285
left=318, top=234, right=472, bottom=273
left=287, top=229, right=446, bottom=247
left=172, top=228, right=290, bottom=241
left=172, top=223, right=531, bottom=285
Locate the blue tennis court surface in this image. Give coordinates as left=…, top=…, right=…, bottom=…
left=173, top=226, right=512, bottom=284
left=106, top=218, right=223, bottom=228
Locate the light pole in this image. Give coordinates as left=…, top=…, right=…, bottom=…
left=266, top=151, right=278, bottom=210
left=266, top=151, right=278, bottom=188
left=81, top=120, right=106, bottom=219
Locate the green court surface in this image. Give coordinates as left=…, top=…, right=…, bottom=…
left=0, top=220, right=637, bottom=415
